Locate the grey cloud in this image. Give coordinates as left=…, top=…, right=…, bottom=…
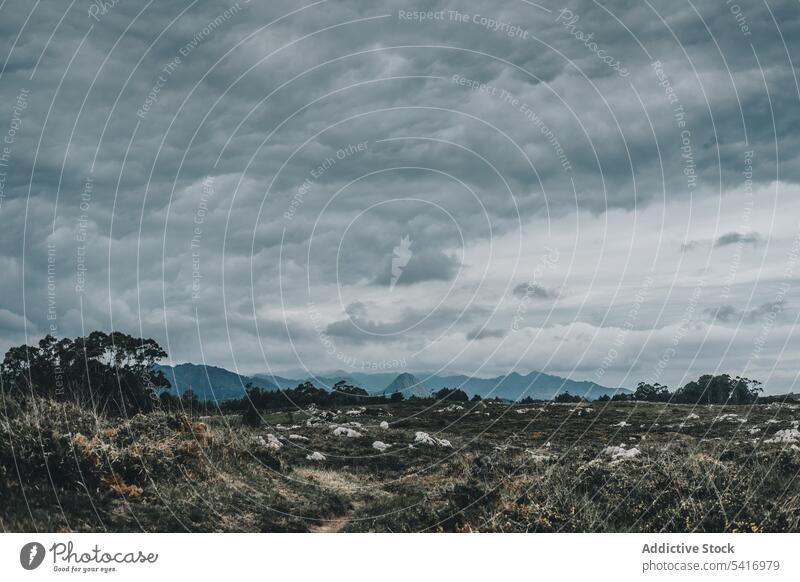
left=682, top=231, right=762, bottom=252
left=466, top=327, right=506, bottom=340
left=703, top=301, right=786, bottom=325
left=0, top=0, right=798, bottom=390
left=512, top=282, right=559, bottom=299
left=715, top=232, right=761, bottom=248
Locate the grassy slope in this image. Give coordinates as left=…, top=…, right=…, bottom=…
left=1, top=398, right=799, bottom=532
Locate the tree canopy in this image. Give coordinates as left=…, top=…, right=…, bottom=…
left=1, top=331, right=170, bottom=414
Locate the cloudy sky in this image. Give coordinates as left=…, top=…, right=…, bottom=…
left=1, top=0, right=799, bottom=392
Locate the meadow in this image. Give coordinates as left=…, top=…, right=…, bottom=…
left=2, top=396, right=799, bottom=532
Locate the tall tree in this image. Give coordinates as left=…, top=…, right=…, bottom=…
left=1, top=331, right=171, bottom=414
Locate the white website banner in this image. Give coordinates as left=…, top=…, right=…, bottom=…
left=1, top=534, right=798, bottom=582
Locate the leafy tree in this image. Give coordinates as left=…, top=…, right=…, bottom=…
left=433, top=387, right=469, bottom=402
left=332, top=380, right=369, bottom=402
left=1, top=331, right=170, bottom=414
left=554, top=392, right=584, bottom=403
left=633, top=382, right=671, bottom=402
left=674, top=374, right=762, bottom=405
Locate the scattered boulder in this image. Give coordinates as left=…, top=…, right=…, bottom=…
left=333, top=426, right=362, bottom=438
left=265, top=433, right=283, bottom=450
left=602, top=445, right=640, bottom=462
left=526, top=450, right=553, bottom=465
left=379, top=421, right=389, bottom=429
left=436, top=404, right=464, bottom=413
left=766, top=428, right=800, bottom=443
left=306, top=451, right=326, bottom=461
left=372, top=441, right=390, bottom=452
left=715, top=413, right=746, bottom=424
left=414, top=431, right=452, bottom=447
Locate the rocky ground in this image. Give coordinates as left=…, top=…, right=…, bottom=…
left=2, top=397, right=799, bottom=532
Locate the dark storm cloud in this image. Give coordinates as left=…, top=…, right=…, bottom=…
left=715, top=231, right=761, bottom=248
left=466, top=326, right=506, bottom=340
left=682, top=231, right=762, bottom=252
left=512, top=282, right=559, bottom=299
left=703, top=301, right=787, bottom=325
left=0, top=0, right=798, bottom=385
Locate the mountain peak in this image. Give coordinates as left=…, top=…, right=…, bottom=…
left=384, top=372, right=431, bottom=398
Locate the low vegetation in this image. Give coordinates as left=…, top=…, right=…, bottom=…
left=2, top=333, right=798, bottom=532
left=2, top=394, right=799, bottom=532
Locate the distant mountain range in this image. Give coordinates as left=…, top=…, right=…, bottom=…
left=153, top=364, right=278, bottom=401
left=155, top=363, right=628, bottom=401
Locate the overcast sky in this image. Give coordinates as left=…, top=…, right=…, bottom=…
left=1, top=0, right=799, bottom=392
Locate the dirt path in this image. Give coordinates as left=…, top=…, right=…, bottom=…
left=307, top=508, right=356, bottom=533
left=294, top=468, right=370, bottom=533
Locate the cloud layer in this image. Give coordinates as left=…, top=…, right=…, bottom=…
left=0, top=0, right=799, bottom=392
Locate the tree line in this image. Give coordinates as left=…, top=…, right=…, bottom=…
left=1, top=332, right=765, bottom=415
left=1, top=332, right=170, bottom=415
left=556, top=375, right=763, bottom=405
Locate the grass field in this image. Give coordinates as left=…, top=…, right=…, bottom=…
left=2, top=397, right=799, bottom=532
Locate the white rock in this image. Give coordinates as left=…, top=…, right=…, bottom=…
left=372, top=441, right=390, bottom=452
left=265, top=433, right=283, bottom=450
left=686, top=413, right=700, bottom=420
left=306, top=451, right=326, bottom=461
left=612, top=421, right=630, bottom=427
left=602, top=445, right=641, bottom=462
left=414, top=431, right=451, bottom=447
left=765, top=428, right=800, bottom=443
left=379, top=421, right=389, bottom=429
left=436, top=404, right=464, bottom=413
left=333, top=426, right=362, bottom=438
left=716, top=413, right=746, bottom=424
left=414, top=431, right=436, bottom=445
left=527, top=451, right=553, bottom=464
left=289, top=434, right=309, bottom=441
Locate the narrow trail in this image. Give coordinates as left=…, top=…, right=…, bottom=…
left=294, top=467, right=371, bottom=533
left=307, top=508, right=356, bottom=533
